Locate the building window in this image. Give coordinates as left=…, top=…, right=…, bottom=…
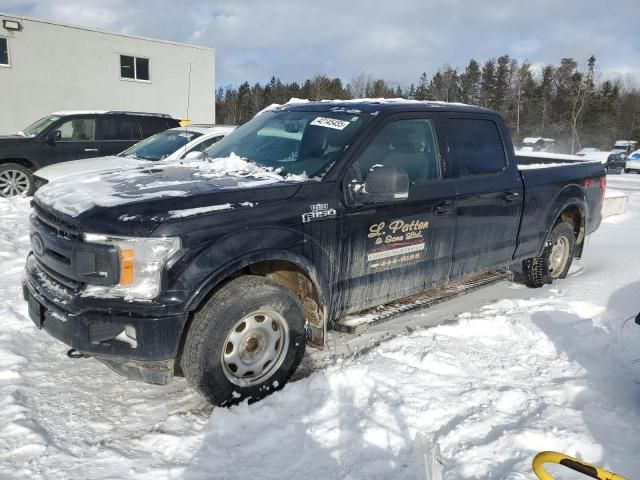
left=120, top=54, right=150, bottom=81
left=0, top=37, right=9, bottom=66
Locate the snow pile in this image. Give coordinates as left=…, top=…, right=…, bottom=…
left=167, top=203, right=233, bottom=218
left=515, top=150, right=586, bottom=161
left=518, top=162, right=572, bottom=170
left=1, top=176, right=640, bottom=478
left=178, top=152, right=310, bottom=183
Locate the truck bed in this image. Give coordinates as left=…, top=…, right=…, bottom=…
left=513, top=152, right=606, bottom=261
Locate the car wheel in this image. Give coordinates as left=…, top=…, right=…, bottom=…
left=181, top=275, right=307, bottom=406
left=0, top=163, right=34, bottom=197
left=522, top=221, right=576, bottom=288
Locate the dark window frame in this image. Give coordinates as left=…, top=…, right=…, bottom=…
left=0, top=36, right=10, bottom=66
left=119, top=54, right=151, bottom=82
left=446, top=116, right=509, bottom=178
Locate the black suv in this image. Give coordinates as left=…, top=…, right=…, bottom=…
left=0, top=111, right=180, bottom=196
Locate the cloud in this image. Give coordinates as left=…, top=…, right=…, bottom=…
left=2, top=0, right=638, bottom=87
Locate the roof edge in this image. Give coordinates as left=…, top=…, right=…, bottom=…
left=0, top=12, right=214, bottom=52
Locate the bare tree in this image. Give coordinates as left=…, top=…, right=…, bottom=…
left=570, top=56, right=596, bottom=153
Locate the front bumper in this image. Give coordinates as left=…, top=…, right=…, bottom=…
left=24, top=254, right=189, bottom=384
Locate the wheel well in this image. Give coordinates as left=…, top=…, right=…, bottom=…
left=1, top=158, right=35, bottom=171
left=558, top=205, right=585, bottom=245
left=249, top=260, right=325, bottom=348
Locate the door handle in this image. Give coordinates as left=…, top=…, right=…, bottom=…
left=434, top=201, right=455, bottom=216
left=503, top=191, right=520, bottom=202
left=84, top=148, right=100, bottom=152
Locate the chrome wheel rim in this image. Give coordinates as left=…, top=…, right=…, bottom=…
left=549, top=235, right=570, bottom=278
left=221, top=310, right=289, bottom=387
left=0, top=169, right=30, bottom=196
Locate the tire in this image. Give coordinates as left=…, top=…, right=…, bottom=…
left=0, top=163, right=34, bottom=197
left=181, top=275, right=307, bottom=406
left=522, top=221, right=575, bottom=288
left=625, top=169, right=630, bottom=174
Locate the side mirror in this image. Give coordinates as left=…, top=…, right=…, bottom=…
left=45, top=130, right=61, bottom=145
left=360, top=166, right=409, bottom=204
left=183, top=150, right=205, bottom=160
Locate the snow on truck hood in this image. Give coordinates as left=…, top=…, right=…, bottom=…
left=34, top=156, right=149, bottom=182
left=34, top=153, right=307, bottom=218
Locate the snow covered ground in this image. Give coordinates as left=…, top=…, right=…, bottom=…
left=2, top=175, right=640, bottom=479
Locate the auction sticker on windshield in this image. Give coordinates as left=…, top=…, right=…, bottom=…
left=310, top=117, right=351, bottom=130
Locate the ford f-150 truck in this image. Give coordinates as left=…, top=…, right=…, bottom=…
left=23, top=100, right=606, bottom=406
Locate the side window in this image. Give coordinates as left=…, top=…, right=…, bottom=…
left=0, top=37, right=8, bottom=66
left=448, top=118, right=506, bottom=176
left=140, top=117, right=170, bottom=137
left=57, top=118, right=96, bottom=142
left=188, top=135, right=224, bottom=155
left=96, top=117, right=142, bottom=140
left=353, top=119, right=441, bottom=187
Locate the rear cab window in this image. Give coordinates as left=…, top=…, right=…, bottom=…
left=447, top=117, right=507, bottom=176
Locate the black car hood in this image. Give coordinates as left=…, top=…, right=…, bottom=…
left=34, top=163, right=304, bottom=236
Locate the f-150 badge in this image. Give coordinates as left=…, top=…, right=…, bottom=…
left=302, top=203, right=337, bottom=223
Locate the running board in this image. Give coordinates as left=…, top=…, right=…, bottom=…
left=335, top=270, right=511, bottom=333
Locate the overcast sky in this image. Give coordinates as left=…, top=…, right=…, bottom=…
left=2, top=0, right=639, bottom=88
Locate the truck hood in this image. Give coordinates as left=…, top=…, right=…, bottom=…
left=34, top=155, right=306, bottom=235
left=34, top=156, right=149, bottom=182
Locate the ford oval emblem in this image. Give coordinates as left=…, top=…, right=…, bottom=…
left=31, top=233, right=45, bottom=256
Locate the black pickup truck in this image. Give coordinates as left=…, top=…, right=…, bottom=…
left=23, top=101, right=606, bottom=406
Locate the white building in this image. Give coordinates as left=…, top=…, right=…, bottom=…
left=0, top=13, right=215, bottom=134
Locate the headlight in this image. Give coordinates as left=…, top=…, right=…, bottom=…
left=83, top=234, right=181, bottom=300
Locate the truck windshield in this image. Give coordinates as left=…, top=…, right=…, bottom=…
left=22, top=115, right=61, bottom=137
left=120, top=129, right=203, bottom=160
left=204, top=110, right=371, bottom=178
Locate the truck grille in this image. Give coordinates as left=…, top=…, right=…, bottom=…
left=30, top=202, right=119, bottom=289
left=32, top=202, right=82, bottom=240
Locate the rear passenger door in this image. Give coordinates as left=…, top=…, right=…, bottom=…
left=446, top=114, right=523, bottom=280
left=95, top=115, right=143, bottom=155
left=338, top=114, right=457, bottom=313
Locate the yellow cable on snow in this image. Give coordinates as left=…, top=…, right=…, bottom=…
left=532, top=451, right=627, bottom=480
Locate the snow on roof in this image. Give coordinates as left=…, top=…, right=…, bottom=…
left=51, top=110, right=108, bottom=116
left=168, top=125, right=235, bottom=135
left=262, top=97, right=474, bottom=115
left=614, top=140, right=637, bottom=147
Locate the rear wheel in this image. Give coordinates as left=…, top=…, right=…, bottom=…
left=0, top=163, right=34, bottom=197
left=181, top=276, right=307, bottom=406
left=522, top=221, right=575, bottom=288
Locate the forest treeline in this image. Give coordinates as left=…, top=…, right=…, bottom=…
left=215, top=55, right=640, bottom=153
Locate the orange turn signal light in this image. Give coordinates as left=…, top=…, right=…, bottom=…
left=120, top=248, right=135, bottom=286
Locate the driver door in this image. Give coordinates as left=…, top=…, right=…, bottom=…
left=45, top=116, right=100, bottom=163
left=337, top=114, right=457, bottom=314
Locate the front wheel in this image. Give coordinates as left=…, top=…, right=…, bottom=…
left=522, top=221, right=576, bottom=288
left=181, top=276, right=307, bottom=406
left=0, top=163, right=34, bottom=197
